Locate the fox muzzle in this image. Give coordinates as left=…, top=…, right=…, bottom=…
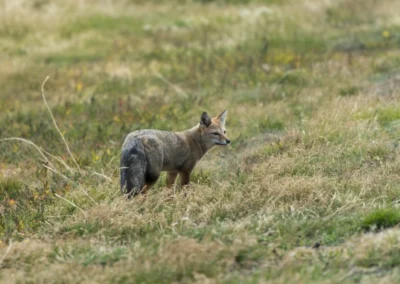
left=216, top=139, right=230, bottom=146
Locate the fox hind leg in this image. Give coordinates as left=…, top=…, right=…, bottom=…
left=140, top=146, right=162, bottom=194
left=166, top=172, right=178, bottom=188
left=179, top=171, right=191, bottom=187
left=141, top=171, right=160, bottom=195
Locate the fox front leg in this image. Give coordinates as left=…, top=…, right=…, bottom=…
left=179, top=171, right=191, bottom=187
left=166, top=172, right=178, bottom=187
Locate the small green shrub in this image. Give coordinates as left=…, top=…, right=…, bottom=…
left=361, top=208, right=400, bottom=231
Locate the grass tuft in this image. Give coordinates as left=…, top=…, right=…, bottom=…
left=361, top=208, right=400, bottom=231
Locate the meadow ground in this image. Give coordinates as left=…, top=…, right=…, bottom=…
left=1, top=0, right=400, bottom=282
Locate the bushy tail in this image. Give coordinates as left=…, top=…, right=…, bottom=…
left=120, top=140, right=147, bottom=198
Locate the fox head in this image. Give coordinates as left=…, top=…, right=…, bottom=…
left=199, top=110, right=230, bottom=148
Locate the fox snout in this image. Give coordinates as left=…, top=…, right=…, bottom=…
left=218, top=137, right=230, bottom=145
left=221, top=134, right=230, bottom=145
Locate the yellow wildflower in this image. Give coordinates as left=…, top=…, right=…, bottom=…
left=76, top=82, right=83, bottom=92
left=382, top=30, right=390, bottom=38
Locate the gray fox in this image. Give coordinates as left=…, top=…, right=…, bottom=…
left=120, top=110, right=230, bottom=197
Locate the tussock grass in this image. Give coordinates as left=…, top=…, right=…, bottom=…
left=1, top=0, right=400, bottom=282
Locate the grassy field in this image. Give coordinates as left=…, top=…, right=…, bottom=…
left=1, top=0, right=400, bottom=282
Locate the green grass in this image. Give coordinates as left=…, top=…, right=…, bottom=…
left=2, top=0, right=400, bottom=282
left=61, top=14, right=145, bottom=37
left=361, top=208, right=400, bottom=231
left=0, top=176, right=53, bottom=240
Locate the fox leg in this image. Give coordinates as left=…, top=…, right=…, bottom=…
left=141, top=181, right=156, bottom=195
left=142, top=148, right=162, bottom=194
left=179, top=171, right=191, bottom=187
left=141, top=171, right=160, bottom=195
left=166, top=172, right=178, bottom=187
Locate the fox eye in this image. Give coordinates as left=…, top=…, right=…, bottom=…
left=212, top=132, right=219, bottom=135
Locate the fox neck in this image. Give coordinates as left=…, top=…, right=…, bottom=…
left=182, top=125, right=214, bottom=159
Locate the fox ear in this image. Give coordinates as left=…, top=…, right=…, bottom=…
left=200, top=112, right=211, bottom=128
left=217, top=110, right=228, bottom=124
